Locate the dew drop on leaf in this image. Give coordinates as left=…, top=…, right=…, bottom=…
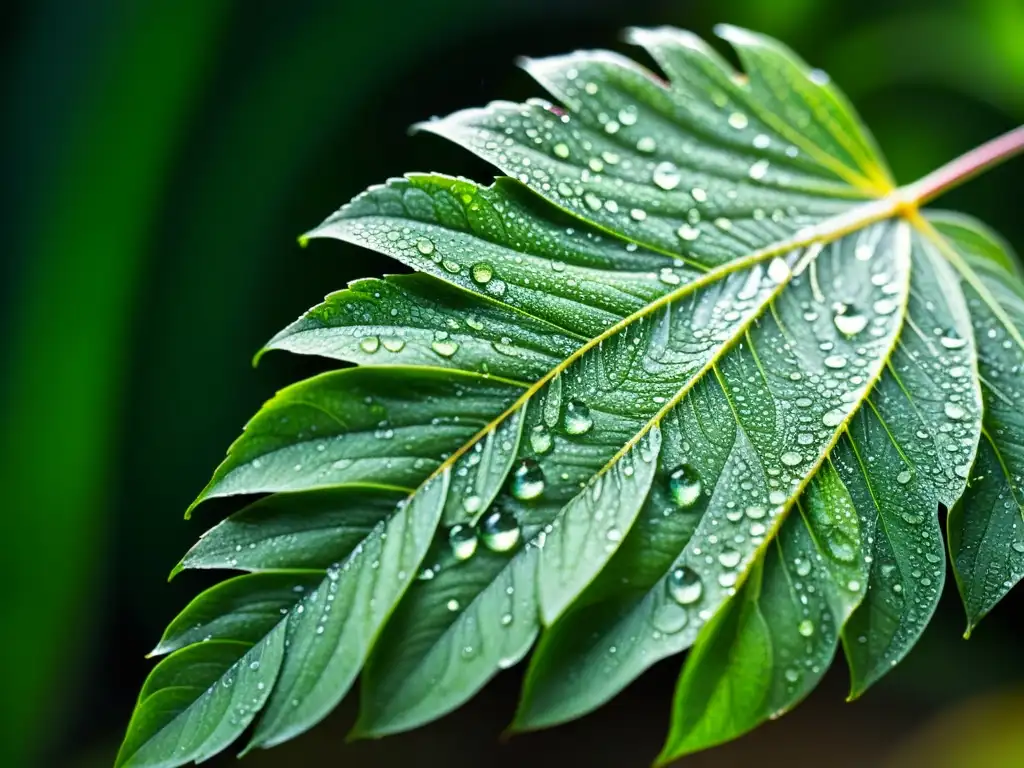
left=564, top=399, right=593, bottom=435
left=480, top=511, right=521, bottom=552
left=359, top=336, right=380, bottom=353
left=833, top=308, right=868, bottom=336
left=431, top=340, right=459, bottom=357
left=718, top=548, right=741, bottom=569
left=511, top=458, right=545, bottom=500
left=728, top=111, right=748, bottom=129
left=448, top=524, right=478, bottom=561
left=668, top=464, right=702, bottom=508
left=652, top=161, right=681, bottom=190
left=471, top=262, right=493, bottom=284
left=677, top=224, right=701, bottom=242
left=939, top=332, right=967, bottom=349
left=530, top=424, right=553, bottom=454
left=667, top=566, right=703, bottom=605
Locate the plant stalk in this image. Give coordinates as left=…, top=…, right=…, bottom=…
left=906, top=124, right=1024, bottom=206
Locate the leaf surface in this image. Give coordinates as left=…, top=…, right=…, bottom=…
left=117, top=23, right=1023, bottom=767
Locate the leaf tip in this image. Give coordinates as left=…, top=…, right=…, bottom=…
left=713, top=23, right=759, bottom=48
left=297, top=233, right=310, bottom=248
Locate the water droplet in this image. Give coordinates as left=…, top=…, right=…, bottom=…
left=767, top=257, right=790, bottom=283
left=940, top=332, right=967, bottom=350
left=447, top=599, right=460, bottom=612
left=728, top=112, right=749, bottom=130
left=824, top=355, right=847, bottom=369
left=511, top=459, right=545, bottom=500
left=667, top=566, right=703, bottom=605
left=668, top=464, right=702, bottom=508
left=530, top=425, right=553, bottom=455
left=480, top=511, right=521, bottom=552
left=798, top=619, right=814, bottom=637
left=718, top=548, right=741, bottom=568
left=944, top=402, right=965, bottom=420
left=416, top=238, right=435, bottom=256
left=471, top=262, right=493, bottom=284
left=431, top=340, right=459, bottom=357
left=382, top=338, right=406, bottom=352
left=822, top=409, right=845, bottom=427
left=636, top=136, right=657, bottom=153
left=834, top=309, right=868, bottom=336
left=359, top=336, right=380, bottom=353
left=748, top=159, right=769, bottom=180
left=618, top=106, right=638, bottom=125
left=781, top=451, right=803, bottom=467
left=564, top=399, right=593, bottom=435
left=653, top=602, right=689, bottom=634
left=652, top=161, right=681, bottom=190
left=448, top=524, right=478, bottom=561
left=462, top=495, right=482, bottom=514
left=677, top=224, right=700, bottom=241
left=896, top=469, right=912, bottom=485
left=553, top=142, right=570, bottom=159
left=630, top=208, right=647, bottom=221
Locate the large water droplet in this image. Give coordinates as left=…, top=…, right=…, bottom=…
left=667, top=566, right=703, bottom=605
left=834, top=309, right=868, bottom=336
left=780, top=451, right=803, bottom=467
left=728, top=112, right=749, bottom=130
left=416, top=238, right=435, bottom=256
left=824, top=355, right=847, bottom=369
left=564, top=399, right=593, bottom=435
left=530, top=425, right=553, bottom=455
left=652, top=161, right=681, bottom=190
left=718, top=548, right=741, bottom=569
left=431, top=340, right=459, bottom=358
left=822, top=408, right=845, bottom=427
left=511, top=459, right=545, bottom=500
left=798, top=619, right=814, bottom=637
left=677, top=224, right=700, bottom=242
left=480, top=511, right=521, bottom=552
left=471, top=262, right=493, bottom=284
left=939, top=332, right=967, bottom=350
left=448, top=524, right=478, bottom=561
left=359, top=336, right=380, bottom=353
left=668, top=464, right=702, bottom=508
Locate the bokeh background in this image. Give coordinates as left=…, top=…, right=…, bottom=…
left=2, top=0, right=1022, bottom=766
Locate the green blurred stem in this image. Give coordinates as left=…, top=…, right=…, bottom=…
left=908, top=125, right=1024, bottom=204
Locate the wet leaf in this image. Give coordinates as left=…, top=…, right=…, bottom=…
left=117, top=23, right=1023, bottom=767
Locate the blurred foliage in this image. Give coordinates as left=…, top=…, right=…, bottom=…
left=0, top=0, right=1020, bottom=766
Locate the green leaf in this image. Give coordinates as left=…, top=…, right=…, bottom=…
left=115, top=633, right=286, bottom=768
left=118, top=22, right=1024, bottom=767
left=933, top=212, right=1024, bottom=634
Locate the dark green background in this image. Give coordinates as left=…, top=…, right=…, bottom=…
left=2, top=1, right=1022, bottom=766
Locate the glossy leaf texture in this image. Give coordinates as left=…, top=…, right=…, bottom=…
left=117, top=23, right=1023, bottom=768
